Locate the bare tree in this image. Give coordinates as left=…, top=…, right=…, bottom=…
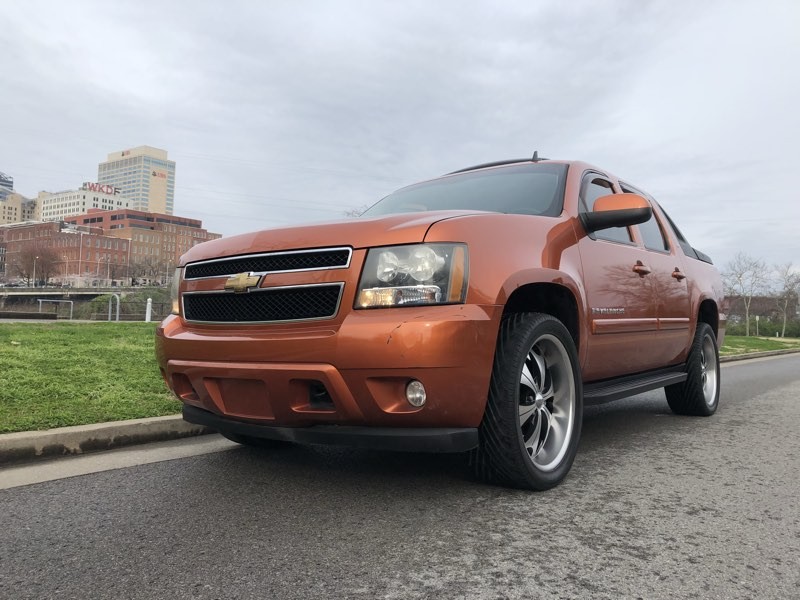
left=13, top=246, right=60, bottom=285
left=130, top=256, right=173, bottom=284
left=129, top=259, right=151, bottom=283
left=723, top=252, right=768, bottom=336
left=772, top=262, right=800, bottom=338
left=343, top=204, right=370, bottom=218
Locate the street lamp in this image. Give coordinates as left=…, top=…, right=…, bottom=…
left=32, top=255, right=39, bottom=288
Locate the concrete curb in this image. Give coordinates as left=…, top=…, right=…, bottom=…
left=719, top=348, right=800, bottom=363
left=1, top=349, right=798, bottom=468
left=0, top=415, right=212, bottom=467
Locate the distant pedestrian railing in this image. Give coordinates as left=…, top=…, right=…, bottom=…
left=88, top=301, right=170, bottom=321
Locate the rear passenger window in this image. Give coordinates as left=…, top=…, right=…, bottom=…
left=637, top=212, right=669, bottom=252
left=659, top=205, right=699, bottom=259
left=581, top=177, right=632, bottom=244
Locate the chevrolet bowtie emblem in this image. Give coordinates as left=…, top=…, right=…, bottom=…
left=224, top=272, right=262, bottom=293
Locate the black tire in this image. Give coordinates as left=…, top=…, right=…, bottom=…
left=472, top=313, right=583, bottom=491
left=220, top=432, right=291, bottom=448
left=665, top=323, right=720, bottom=416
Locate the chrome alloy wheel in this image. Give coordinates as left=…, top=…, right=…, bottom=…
left=518, top=334, right=576, bottom=472
left=700, top=333, right=719, bottom=407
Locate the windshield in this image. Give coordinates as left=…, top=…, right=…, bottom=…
left=362, top=162, right=568, bottom=217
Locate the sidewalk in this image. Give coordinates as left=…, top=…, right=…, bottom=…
left=2, top=349, right=799, bottom=467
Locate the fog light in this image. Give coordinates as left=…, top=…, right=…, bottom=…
left=406, top=380, right=426, bottom=407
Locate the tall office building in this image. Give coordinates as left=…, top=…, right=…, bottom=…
left=0, top=193, right=36, bottom=225
left=0, top=172, right=13, bottom=200
left=97, top=146, right=176, bottom=215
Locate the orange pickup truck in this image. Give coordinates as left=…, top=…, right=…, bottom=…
left=156, top=156, right=725, bottom=490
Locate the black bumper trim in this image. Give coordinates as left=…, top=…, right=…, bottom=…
left=182, top=405, right=479, bottom=453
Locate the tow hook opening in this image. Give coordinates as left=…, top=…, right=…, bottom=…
left=308, top=381, right=335, bottom=410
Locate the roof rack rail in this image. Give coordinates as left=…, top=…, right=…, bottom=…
left=447, top=152, right=548, bottom=175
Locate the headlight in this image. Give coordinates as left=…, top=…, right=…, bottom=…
left=170, top=267, right=182, bottom=315
left=356, top=243, right=468, bottom=308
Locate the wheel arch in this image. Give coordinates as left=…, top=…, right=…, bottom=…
left=500, top=281, right=581, bottom=353
left=697, top=298, right=719, bottom=338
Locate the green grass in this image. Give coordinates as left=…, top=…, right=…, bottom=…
left=1, top=323, right=798, bottom=435
left=0, top=322, right=180, bottom=434
left=720, top=335, right=800, bottom=357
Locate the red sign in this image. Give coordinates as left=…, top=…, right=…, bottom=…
left=82, top=182, right=120, bottom=195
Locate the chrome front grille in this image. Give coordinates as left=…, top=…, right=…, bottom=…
left=185, top=247, right=352, bottom=279
left=182, top=283, right=344, bottom=324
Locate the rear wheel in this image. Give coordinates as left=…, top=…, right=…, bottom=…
left=473, top=313, right=583, bottom=490
left=665, top=322, right=720, bottom=416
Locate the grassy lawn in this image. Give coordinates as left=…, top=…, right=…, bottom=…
left=1, top=322, right=798, bottom=435
left=720, top=335, right=800, bottom=357
left=0, top=322, right=180, bottom=434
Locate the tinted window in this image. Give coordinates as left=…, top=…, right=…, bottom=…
left=581, top=177, right=632, bottom=244
left=658, top=205, right=698, bottom=259
left=619, top=183, right=669, bottom=252
left=637, top=211, right=669, bottom=252
left=362, top=163, right=568, bottom=217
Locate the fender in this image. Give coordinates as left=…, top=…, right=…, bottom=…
left=495, top=267, right=589, bottom=367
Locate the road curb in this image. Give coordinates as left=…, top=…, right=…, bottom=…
left=719, top=348, right=800, bottom=363
left=0, top=415, right=212, bottom=467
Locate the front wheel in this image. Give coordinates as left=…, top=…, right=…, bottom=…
left=665, top=322, right=720, bottom=416
left=473, top=313, right=583, bottom=491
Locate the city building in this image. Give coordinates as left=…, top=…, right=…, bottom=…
left=1, top=221, right=124, bottom=286
left=0, top=172, right=13, bottom=199
left=2, top=208, right=221, bottom=285
left=36, top=183, right=129, bottom=222
left=0, top=193, right=37, bottom=225
left=98, top=146, right=176, bottom=215
left=64, top=209, right=220, bottom=271
left=1, top=225, right=11, bottom=276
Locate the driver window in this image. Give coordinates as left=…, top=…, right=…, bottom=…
left=580, top=177, right=633, bottom=244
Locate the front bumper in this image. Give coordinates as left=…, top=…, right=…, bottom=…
left=184, top=405, right=479, bottom=452
left=156, top=304, right=502, bottom=433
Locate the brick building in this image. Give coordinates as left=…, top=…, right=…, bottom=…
left=1, top=221, right=125, bottom=285
left=64, top=209, right=220, bottom=274
left=1, top=209, right=220, bottom=285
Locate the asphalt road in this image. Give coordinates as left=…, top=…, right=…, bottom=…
left=1, top=355, right=799, bottom=600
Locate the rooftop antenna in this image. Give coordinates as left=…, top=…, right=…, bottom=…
left=530, top=151, right=548, bottom=162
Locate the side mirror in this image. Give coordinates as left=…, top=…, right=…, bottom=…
left=580, top=193, right=652, bottom=233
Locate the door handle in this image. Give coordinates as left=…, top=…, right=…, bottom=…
left=672, top=269, right=687, bottom=281
left=633, top=261, right=651, bottom=276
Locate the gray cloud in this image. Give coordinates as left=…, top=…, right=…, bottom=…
left=2, top=0, right=798, bottom=270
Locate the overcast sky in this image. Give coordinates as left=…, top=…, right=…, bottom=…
left=2, top=0, right=798, bottom=270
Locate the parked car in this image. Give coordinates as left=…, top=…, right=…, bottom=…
left=155, top=156, right=725, bottom=490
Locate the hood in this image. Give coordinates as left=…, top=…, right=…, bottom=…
left=180, top=210, right=486, bottom=265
